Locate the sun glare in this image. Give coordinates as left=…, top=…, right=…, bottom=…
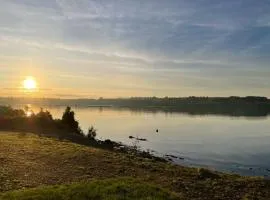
left=23, top=77, right=37, bottom=90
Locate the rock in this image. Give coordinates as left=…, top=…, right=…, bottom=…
left=165, top=154, right=184, bottom=160
left=128, top=136, right=147, bottom=141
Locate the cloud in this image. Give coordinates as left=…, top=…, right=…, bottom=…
left=0, top=0, right=270, bottom=97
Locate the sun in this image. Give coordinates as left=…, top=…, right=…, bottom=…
left=23, top=77, right=37, bottom=90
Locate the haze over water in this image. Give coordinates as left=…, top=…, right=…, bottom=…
left=23, top=105, right=270, bottom=177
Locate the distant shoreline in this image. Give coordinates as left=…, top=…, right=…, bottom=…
left=1, top=96, right=270, bottom=117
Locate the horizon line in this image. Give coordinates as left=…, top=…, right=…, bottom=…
left=0, top=96, right=269, bottom=100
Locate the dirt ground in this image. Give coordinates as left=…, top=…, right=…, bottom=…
left=1, top=132, right=270, bottom=200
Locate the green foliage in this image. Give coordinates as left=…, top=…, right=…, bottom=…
left=0, top=106, right=25, bottom=118
left=0, top=106, right=89, bottom=135
left=0, top=178, right=180, bottom=200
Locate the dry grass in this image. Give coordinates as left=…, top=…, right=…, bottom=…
left=1, top=131, right=270, bottom=200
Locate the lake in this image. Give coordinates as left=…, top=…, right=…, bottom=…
left=19, top=105, right=270, bottom=177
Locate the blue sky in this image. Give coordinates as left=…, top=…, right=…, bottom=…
left=0, top=0, right=270, bottom=98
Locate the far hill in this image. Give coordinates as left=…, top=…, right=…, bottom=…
left=1, top=96, right=270, bottom=116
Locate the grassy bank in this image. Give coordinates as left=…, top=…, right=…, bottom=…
left=1, top=132, right=270, bottom=199
left=0, top=178, right=179, bottom=200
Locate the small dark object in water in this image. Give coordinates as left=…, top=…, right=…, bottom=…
left=129, top=136, right=134, bottom=139
left=249, top=168, right=253, bottom=170
left=138, top=138, right=147, bottom=141
left=156, top=129, right=159, bottom=133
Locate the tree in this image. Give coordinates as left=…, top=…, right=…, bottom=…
left=61, top=107, right=79, bottom=133
left=35, top=108, right=54, bottom=126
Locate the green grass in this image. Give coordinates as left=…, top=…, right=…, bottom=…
left=1, top=131, right=270, bottom=200
left=0, top=178, right=180, bottom=200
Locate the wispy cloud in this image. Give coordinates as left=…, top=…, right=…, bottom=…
left=0, top=0, right=270, bottom=97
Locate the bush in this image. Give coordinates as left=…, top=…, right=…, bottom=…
left=34, top=108, right=54, bottom=126
left=0, top=106, right=25, bottom=118
left=86, top=126, right=97, bottom=139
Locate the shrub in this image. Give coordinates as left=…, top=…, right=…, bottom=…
left=87, top=126, right=97, bottom=139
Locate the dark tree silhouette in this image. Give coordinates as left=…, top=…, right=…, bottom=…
left=86, top=126, right=97, bottom=139
left=34, top=108, right=54, bottom=127
left=61, top=106, right=79, bottom=133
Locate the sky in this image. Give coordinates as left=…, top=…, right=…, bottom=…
left=0, top=0, right=270, bottom=98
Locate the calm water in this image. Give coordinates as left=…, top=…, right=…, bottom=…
left=22, top=106, right=270, bottom=176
